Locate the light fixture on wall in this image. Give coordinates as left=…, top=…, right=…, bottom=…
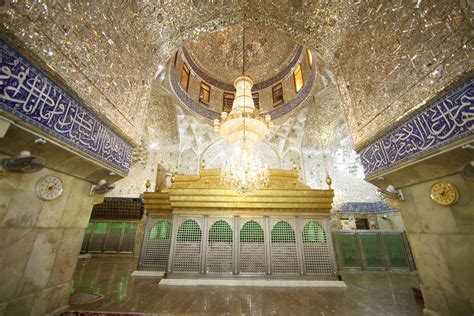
left=90, top=179, right=115, bottom=195
left=377, top=185, right=405, bottom=201
left=214, top=24, right=272, bottom=195
left=2, top=150, right=45, bottom=173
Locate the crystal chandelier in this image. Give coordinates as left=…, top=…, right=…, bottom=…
left=213, top=76, right=273, bottom=144
left=214, top=24, right=272, bottom=195
left=220, top=144, right=270, bottom=195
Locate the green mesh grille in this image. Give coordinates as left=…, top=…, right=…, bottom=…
left=208, top=220, right=233, bottom=243
left=141, top=218, right=172, bottom=269
left=271, top=221, right=299, bottom=274
left=302, top=221, right=326, bottom=243
left=240, top=220, right=264, bottom=243
left=271, top=221, right=296, bottom=243
left=207, top=220, right=233, bottom=273
left=382, top=234, right=409, bottom=268
left=173, top=218, right=203, bottom=273
left=239, top=220, right=266, bottom=274
left=176, top=219, right=201, bottom=242
left=360, top=234, right=384, bottom=267
left=336, top=234, right=361, bottom=268
left=149, top=220, right=171, bottom=240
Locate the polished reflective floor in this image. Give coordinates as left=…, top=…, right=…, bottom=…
left=69, top=257, right=423, bottom=315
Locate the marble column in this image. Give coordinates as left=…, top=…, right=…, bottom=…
left=0, top=164, right=96, bottom=315
left=370, top=146, right=474, bottom=316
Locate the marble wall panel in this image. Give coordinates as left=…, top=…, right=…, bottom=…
left=409, top=184, right=458, bottom=234
left=35, top=175, right=74, bottom=228
left=438, top=234, right=474, bottom=304
left=59, top=177, right=93, bottom=228
left=0, top=227, right=37, bottom=302
left=0, top=160, right=21, bottom=223
left=397, top=188, right=423, bottom=234
left=0, top=164, right=96, bottom=314
left=47, top=228, right=84, bottom=288
left=31, top=283, right=69, bottom=316
left=2, top=169, right=48, bottom=227
left=399, top=170, right=474, bottom=315
left=18, top=228, right=63, bottom=296
left=3, top=292, right=36, bottom=316
left=407, top=234, right=456, bottom=295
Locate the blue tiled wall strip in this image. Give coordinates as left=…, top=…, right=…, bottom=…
left=358, top=78, right=474, bottom=177
left=340, top=202, right=395, bottom=214
left=0, top=38, right=133, bottom=174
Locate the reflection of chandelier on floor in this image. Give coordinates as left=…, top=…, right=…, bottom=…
left=213, top=24, right=273, bottom=195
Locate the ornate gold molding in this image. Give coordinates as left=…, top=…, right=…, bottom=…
left=144, top=169, right=333, bottom=214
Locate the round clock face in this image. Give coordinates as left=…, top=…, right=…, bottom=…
left=36, top=175, right=64, bottom=201
left=430, top=182, right=459, bottom=206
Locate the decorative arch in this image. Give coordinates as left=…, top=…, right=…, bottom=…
left=302, top=221, right=327, bottom=243
left=271, top=220, right=299, bottom=274
left=176, top=219, right=202, bottom=242
left=148, top=220, right=172, bottom=240
left=208, top=220, right=233, bottom=243
left=240, top=220, right=265, bottom=243
left=271, top=221, right=296, bottom=243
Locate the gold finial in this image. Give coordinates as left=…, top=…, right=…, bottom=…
left=145, top=179, right=151, bottom=192
left=171, top=167, right=178, bottom=184
left=326, top=175, right=332, bottom=189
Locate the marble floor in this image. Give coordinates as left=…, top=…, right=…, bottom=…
left=68, top=257, right=423, bottom=315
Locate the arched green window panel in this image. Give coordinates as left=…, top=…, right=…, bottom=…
left=176, top=219, right=202, bottom=242
left=271, top=221, right=296, bottom=243
left=149, top=220, right=171, bottom=240
left=240, top=220, right=264, bottom=243
left=302, top=221, right=327, bottom=243
left=208, top=220, right=233, bottom=243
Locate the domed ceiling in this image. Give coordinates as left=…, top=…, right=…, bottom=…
left=184, top=23, right=299, bottom=85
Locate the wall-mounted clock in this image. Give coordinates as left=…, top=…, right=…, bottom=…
left=430, top=181, right=459, bottom=206
left=36, top=175, right=64, bottom=201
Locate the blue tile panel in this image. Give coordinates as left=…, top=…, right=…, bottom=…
left=340, top=202, right=395, bottom=214
left=358, top=78, right=474, bottom=177
left=0, top=38, right=133, bottom=174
